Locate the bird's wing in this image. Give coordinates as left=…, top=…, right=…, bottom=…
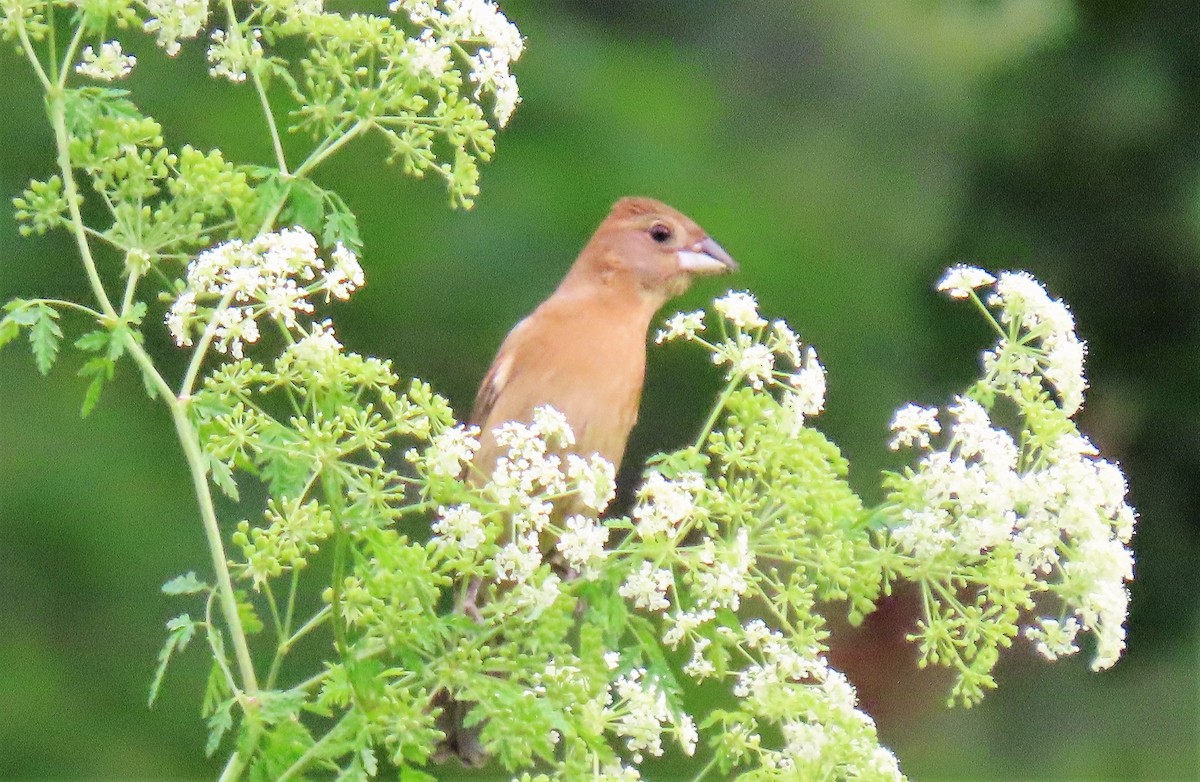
left=469, top=323, right=522, bottom=426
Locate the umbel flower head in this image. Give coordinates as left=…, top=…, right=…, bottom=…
left=166, top=227, right=363, bottom=358
left=887, top=266, right=1136, bottom=683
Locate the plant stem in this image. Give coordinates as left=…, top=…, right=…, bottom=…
left=691, top=376, right=741, bottom=451
left=294, top=120, right=368, bottom=178
left=253, top=67, right=290, bottom=175
left=49, top=92, right=117, bottom=319
left=56, top=20, right=85, bottom=90
left=170, top=401, right=261, bottom=695
left=276, top=716, right=349, bottom=782
left=42, top=64, right=262, bottom=732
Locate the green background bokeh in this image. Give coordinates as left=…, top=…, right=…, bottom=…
left=1, top=1, right=1197, bottom=778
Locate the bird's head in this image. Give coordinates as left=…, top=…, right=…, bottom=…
left=564, top=196, right=738, bottom=305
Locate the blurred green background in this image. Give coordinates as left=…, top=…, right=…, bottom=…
left=2, top=0, right=1198, bottom=778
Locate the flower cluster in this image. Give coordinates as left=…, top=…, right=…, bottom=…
left=75, top=41, right=137, bottom=81
left=143, top=0, right=211, bottom=56
left=206, top=27, right=263, bottom=82
left=166, top=227, right=363, bottom=358
left=602, top=667, right=695, bottom=763
left=413, top=405, right=617, bottom=585
left=396, top=0, right=525, bottom=126
left=887, top=266, right=1136, bottom=678
left=658, top=290, right=827, bottom=427
left=715, top=621, right=903, bottom=780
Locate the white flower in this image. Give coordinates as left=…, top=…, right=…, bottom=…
left=682, top=637, right=716, bottom=680
left=325, top=243, right=364, bottom=300
left=494, top=532, right=542, bottom=583
left=167, top=291, right=197, bottom=347
left=409, top=29, right=452, bottom=78
left=432, top=503, right=487, bottom=551
left=531, top=405, right=575, bottom=447
left=211, top=305, right=259, bottom=359
left=618, top=562, right=673, bottom=612
left=566, top=453, right=616, bottom=512
left=937, top=264, right=995, bottom=299
left=655, top=310, right=705, bottom=344
left=691, top=528, right=754, bottom=611
left=75, top=41, right=136, bottom=81
left=606, top=668, right=674, bottom=763
left=888, top=403, right=941, bottom=450
left=286, top=319, right=343, bottom=367
left=418, top=424, right=481, bottom=479
left=632, top=471, right=704, bottom=540
left=989, top=271, right=1088, bottom=415
left=206, top=27, right=263, bottom=83
left=769, top=320, right=803, bottom=366
left=1024, top=616, right=1081, bottom=661
left=714, top=290, right=767, bottom=329
left=786, top=346, right=826, bottom=417
left=143, top=0, right=210, bottom=56
left=661, top=608, right=715, bottom=648
left=555, top=514, right=609, bottom=577
left=677, top=713, right=699, bottom=756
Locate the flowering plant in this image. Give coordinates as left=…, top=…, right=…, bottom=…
left=1, top=1, right=1135, bottom=780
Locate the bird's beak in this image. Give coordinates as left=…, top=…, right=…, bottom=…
left=677, top=236, right=739, bottom=276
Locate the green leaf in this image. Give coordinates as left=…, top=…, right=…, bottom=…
left=205, top=697, right=235, bottom=757
left=77, top=356, right=115, bottom=417
left=285, top=179, right=325, bottom=234
left=28, top=304, right=62, bottom=375
left=399, top=767, right=438, bottom=782
left=0, top=316, right=19, bottom=350
left=149, top=613, right=197, bottom=707
left=207, top=453, right=240, bottom=501
left=322, top=193, right=363, bottom=254
left=162, top=571, right=209, bottom=595
left=74, top=329, right=110, bottom=353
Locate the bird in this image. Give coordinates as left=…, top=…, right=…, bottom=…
left=434, top=197, right=737, bottom=768
left=467, top=195, right=738, bottom=480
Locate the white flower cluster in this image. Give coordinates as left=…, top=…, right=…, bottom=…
left=890, top=267, right=1136, bottom=671
left=75, top=41, right=136, bottom=81
left=207, top=27, right=263, bottom=82
left=422, top=406, right=616, bottom=582
left=143, top=0, right=211, bottom=56
left=688, top=528, right=754, bottom=611
left=729, top=621, right=903, bottom=780
left=393, top=0, right=525, bottom=126
left=603, top=668, right=696, bottom=763
left=631, top=470, right=704, bottom=541
left=166, top=228, right=364, bottom=359
left=939, top=266, right=1087, bottom=415
left=412, top=423, right=481, bottom=480
left=987, top=270, right=1088, bottom=415
left=658, top=292, right=827, bottom=426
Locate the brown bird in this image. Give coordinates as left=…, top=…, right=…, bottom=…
left=468, top=196, right=738, bottom=479
left=436, top=197, right=737, bottom=768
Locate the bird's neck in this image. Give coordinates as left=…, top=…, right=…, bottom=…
left=555, top=268, right=667, bottom=332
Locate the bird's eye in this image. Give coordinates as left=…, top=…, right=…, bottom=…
left=649, top=223, right=673, bottom=244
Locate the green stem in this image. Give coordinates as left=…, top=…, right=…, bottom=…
left=179, top=288, right=236, bottom=399
left=294, top=120, right=368, bottom=178
left=691, top=376, right=741, bottom=452
left=56, top=20, right=85, bottom=90
left=252, top=67, right=289, bottom=175
left=172, top=400, right=261, bottom=695
left=14, top=17, right=52, bottom=91
left=689, top=753, right=720, bottom=782
left=217, top=751, right=245, bottom=782
left=275, top=716, right=349, bottom=782
left=48, top=92, right=116, bottom=319
left=26, top=298, right=105, bottom=321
